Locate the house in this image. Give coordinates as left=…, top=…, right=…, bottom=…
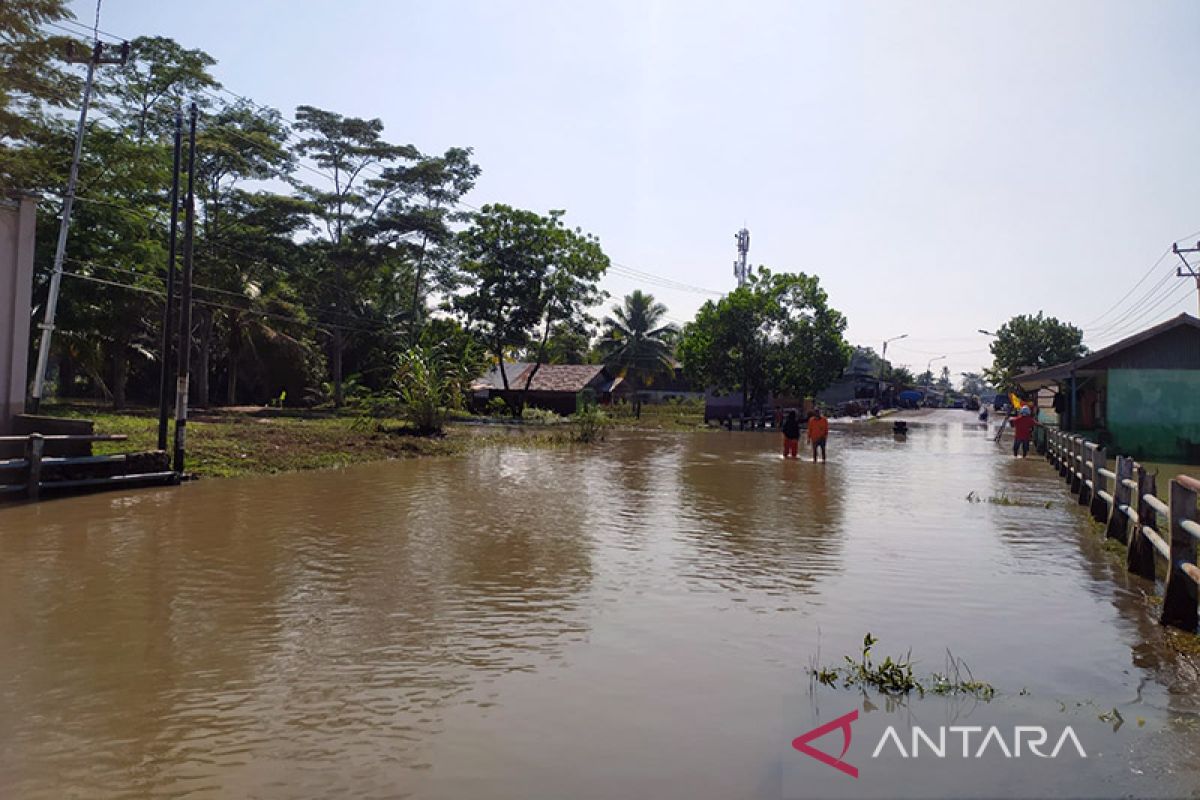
left=1014, top=313, right=1200, bottom=461
left=633, top=363, right=704, bottom=404
left=471, top=363, right=622, bottom=415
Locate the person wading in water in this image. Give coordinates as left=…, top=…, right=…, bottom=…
left=1008, top=405, right=1040, bottom=458
left=781, top=409, right=801, bottom=459
left=807, top=408, right=829, bottom=463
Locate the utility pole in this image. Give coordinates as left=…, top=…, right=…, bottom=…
left=173, top=104, right=198, bottom=474
left=157, top=110, right=184, bottom=451
left=29, top=38, right=129, bottom=414
left=733, top=227, right=750, bottom=288
left=1172, top=241, right=1200, bottom=318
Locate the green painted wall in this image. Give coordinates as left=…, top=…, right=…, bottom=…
left=1107, top=369, right=1200, bottom=461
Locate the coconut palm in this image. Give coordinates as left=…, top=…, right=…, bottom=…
left=598, top=290, right=678, bottom=418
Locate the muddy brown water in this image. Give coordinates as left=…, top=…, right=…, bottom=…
left=1, top=410, right=1198, bottom=798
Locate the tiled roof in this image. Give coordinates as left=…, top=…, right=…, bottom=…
left=511, top=364, right=607, bottom=393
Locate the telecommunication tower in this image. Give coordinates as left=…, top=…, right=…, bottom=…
left=733, top=227, right=750, bottom=288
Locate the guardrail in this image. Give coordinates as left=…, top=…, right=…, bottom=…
left=0, top=433, right=176, bottom=500
left=1044, top=428, right=1199, bottom=632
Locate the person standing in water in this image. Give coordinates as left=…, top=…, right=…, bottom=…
left=781, top=409, right=801, bottom=459
left=1008, top=405, right=1040, bottom=457
left=807, top=408, right=829, bottom=462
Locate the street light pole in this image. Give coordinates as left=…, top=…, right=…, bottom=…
left=927, top=355, right=947, bottom=384
left=878, top=334, right=908, bottom=406
left=880, top=333, right=908, bottom=366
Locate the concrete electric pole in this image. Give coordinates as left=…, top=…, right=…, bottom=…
left=733, top=227, right=750, bottom=288
left=29, top=37, right=128, bottom=414
left=1172, top=241, right=1200, bottom=318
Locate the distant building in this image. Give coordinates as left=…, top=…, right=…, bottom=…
left=634, top=364, right=704, bottom=404
left=1015, top=313, right=1200, bottom=461
left=471, top=363, right=623, bottom=415
left=816, top=350, right=902, bottom=407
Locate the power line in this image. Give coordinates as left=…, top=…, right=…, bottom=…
left=1084, top=265, right=1177, bottom=336
left=1081, top=248, right=1172, bottom=329
left=1085, top=280, right=1194, bottom=348
left=49, top=14, right=126, bottom=44
left=57, top=270, right=393, bottom=335
left=1082, top=225, right=1200, bottom=330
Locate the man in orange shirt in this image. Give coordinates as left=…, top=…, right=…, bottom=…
left=807, top=408, right=829, bottom=462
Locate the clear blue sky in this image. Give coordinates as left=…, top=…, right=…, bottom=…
left=70, top=0, right=1200, bottom=377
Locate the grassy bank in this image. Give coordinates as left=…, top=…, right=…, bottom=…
left=42, top=404, right=535, bottom=479
left=37, top=400, right=706, bottom=480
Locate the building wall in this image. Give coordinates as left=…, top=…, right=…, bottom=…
left=0, top=195, right=37, bottom=434
left=1107, top=369, right=1200, bottom=461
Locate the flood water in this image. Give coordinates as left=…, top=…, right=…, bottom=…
left=2, top=410, right=1199, bottom=798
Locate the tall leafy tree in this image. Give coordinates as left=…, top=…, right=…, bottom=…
left=453, top=204, right=609, bottom=414
left=598, top=290, right=677, bottom=418
left=960, top=371, right=988, bottom=395
left=0, top=0, right=77, bottom=186
left=367, top=147, right=480, bottom=340
left=291, top=104, right=419, bottom=406
left=984, top=311, right=1087, bottom=390
left=678, top=267, right=849, bottom=408
left=191, top=97, right=295, bottom=406
left=99, top=36, right=220, bottom=141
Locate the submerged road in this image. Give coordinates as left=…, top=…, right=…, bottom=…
left=0, top=409, right=1197, bottom=798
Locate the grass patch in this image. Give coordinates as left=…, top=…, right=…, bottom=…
left=607, top=400, right=707, bottom=431
left=41, top=402, right=600, bottom=479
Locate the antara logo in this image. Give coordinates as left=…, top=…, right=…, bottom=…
left=792, top=711, right=1087, bottom=778
left=792, top=710, right=859, bottom=778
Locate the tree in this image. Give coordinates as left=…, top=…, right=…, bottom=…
left=984, top=311, right=1086, bottom=390
left=191, top=98, right=295, bottom=406
left=0, top=0, right=78, bottom=186
left=291, top=104, right=420, bottom=407
left=597, top=290, right=677, bottom=418
left=100, top=36, right=219, bottom=141
left=880, top=361, right=914, bottom=386
left=394, top=344, right=480, bottom=435
left=524, top=320, right=592, bottom=365
left=960, top=371, right=988, bottom=396
left=453, top=204, right=609, bottom=415
left=367, top=146, right=480, bottom=341
left=677, top=267, right=849, bottom=408
left=916, top=370, right=934, bottom=387
left=936, top=366, right=952, bottom=392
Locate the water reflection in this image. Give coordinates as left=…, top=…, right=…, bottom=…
left=677, top=433, right=846, bottom=597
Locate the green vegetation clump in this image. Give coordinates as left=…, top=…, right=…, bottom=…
left=965, top=490, right=1052, bottom=508
left=571, top=404, right=608, bottom=443
left=811, top=634, right=995, bottom=700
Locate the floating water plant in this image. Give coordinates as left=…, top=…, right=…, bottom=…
left=810, top=633, right=995, bottom=700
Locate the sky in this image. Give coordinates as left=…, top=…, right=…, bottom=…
left=67, top=0, right=1200, bottom=378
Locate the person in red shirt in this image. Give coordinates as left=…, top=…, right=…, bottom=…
left=1008, top=406, right=1040, bottom=457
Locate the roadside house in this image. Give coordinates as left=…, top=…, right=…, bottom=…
left=1015, top=313, right=1200, bottom=461
left=471, top=363, right=621, bottom=415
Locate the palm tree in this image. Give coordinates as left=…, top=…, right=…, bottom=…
left=598, top=290, right=678, bottom=418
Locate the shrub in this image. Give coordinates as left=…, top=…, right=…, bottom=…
left=520, top=406, right=563, bottom=425
left=572, top=404, right=608, bottom=443
left=394, top=346, right=472, bottom=434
